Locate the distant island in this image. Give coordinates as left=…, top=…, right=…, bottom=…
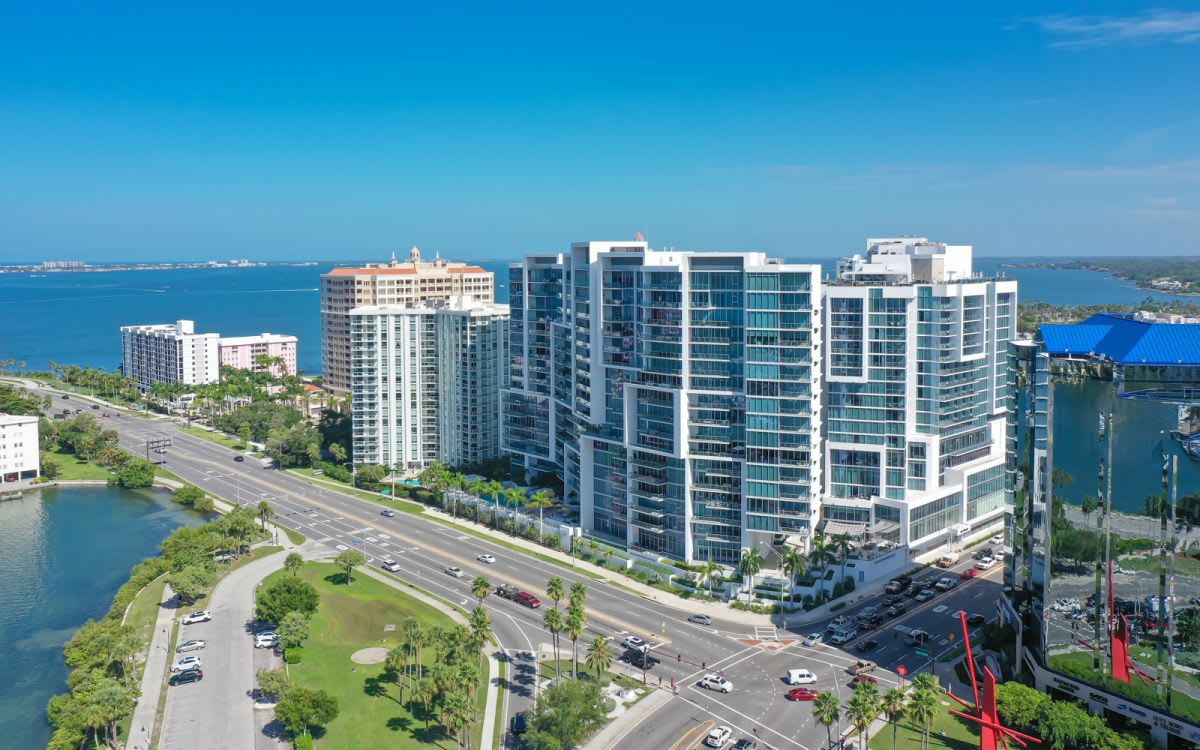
left=1002, top=257, right=1200, bottom=296
left=0, top=260, right=319, bottom=274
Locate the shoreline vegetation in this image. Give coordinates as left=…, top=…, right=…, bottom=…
left=1017, top=297, right=1200, bottom=334
left=1003, top=257, right=1200, bottom=297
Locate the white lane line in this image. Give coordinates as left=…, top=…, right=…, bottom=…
left=681, top=686, right=813, bottom=750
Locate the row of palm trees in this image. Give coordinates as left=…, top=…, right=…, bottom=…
left=813, top=672, right=943, bottom=750
left=417, top=462, right=557, bottom=541
left=729, top=529, right=857, bottom=608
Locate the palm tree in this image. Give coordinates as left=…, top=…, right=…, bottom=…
left=808, top=530, right=837, bottom=572
left=738, top=547, right=764, bottom=595
left=700, top=558, right=724, bottom=600
left=284, top=552, right=303, bottom=577
left=256, top=499, right=273, bottom=532
left=546, top=576, right=565, bottom=609
left=881, top=688, right=908, bottom=750
left=469, top=606, right=491, bottom=651
left=543, top=607, right=564, bottom=680
left=484, top=479, right=504, bottom=530
left=504, top=486, right=527, bottom=533
left=569, top=581, right=587, bottom=610
left=585, top=636, right=612, bottom=677
left=832, top=532, right=854, bottom=585
left=780, top=546, right=807, bottom=610
left=846, top=680, right=880, bottom=750
left=813, top=690, right=841, bottom=750
left=411, top=676, right=435, bottom=729
left=441, top=691, right=473, bottom=750
left=471, top=575, right=492, bottom=606
left=909, top=674, right=941, bottom=750
left=566, top=604, right=586, bottom=679
left=402, top=617, right=424, bottom=684
left=527, top=489, right=556, bottom=542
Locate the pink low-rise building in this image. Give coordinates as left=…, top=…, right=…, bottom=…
left=218, top=333, right=298, bottom=376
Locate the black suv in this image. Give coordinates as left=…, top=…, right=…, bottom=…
left=510, top=711, right=528, bottom=735
left=621, top=649, right=659, bottom=670
left=170, top=668, right=203, bottom=686
left=973, top=548, right=993, bottom=560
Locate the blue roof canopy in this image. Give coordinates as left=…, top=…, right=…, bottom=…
left=1039, top=314, right=1200, bottom=366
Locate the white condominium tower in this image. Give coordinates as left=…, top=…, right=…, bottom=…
left=823, top=238, right=1015, bottom=556
left=120, top=320, right=220, bottom=389
left=351, top=296, right=509, bottom=473
left=321, top=246, right=494, bottom=392
left=505, top=241, right=823, bottom=566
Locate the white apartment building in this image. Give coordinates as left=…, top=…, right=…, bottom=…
left=823, top=238, right=1016, bottom=558
left=218, top=333, right=299, bottom=376
left=351, top=297, right=508, bottom=472
left=506, top=241, right=823, bottom=566
left=121, top=320, right=220, bottom=389
left=0, top=414, right=40, bottom=484
left=321, top=247, right=494, bottom=392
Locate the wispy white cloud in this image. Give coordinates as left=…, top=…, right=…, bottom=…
left=1024, top=9, right=1200, bottom=49
left=1010, top=158, right=1200, bottom=183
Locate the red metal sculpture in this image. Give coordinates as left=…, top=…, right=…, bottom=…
left=1108, top=560, right=1152, bottom=685
left=945, top=611, right=1041, bottom=750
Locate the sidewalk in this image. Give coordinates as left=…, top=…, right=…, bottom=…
left=128, top=582, right=177, bottom=750
left=581, top=688, right=674, bottom=750
left=356, top=564, right=502, bottom=750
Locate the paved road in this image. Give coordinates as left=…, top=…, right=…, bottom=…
left=28, top=383, right=1005, bottom=750
left=161, top=548, right=287, bottom=750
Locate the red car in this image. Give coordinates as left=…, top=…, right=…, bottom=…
left=515, top=592, right=542, bottom=609
left=960, top=568, right=979, bottom=579
left=850, top=674, right=878, bottom=688
left=786, top=687, right=820, bottom=701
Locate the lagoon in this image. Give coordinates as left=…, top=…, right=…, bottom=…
left=0, top=485, right=203, bottom=748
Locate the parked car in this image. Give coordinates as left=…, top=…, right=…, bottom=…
left=850, top=674, right=878, bottom=687
left=706, top=725, right=733, bottom=747
left=176, top=639, right=206, bottom=653
left=170, top=656, right=202, bottom=672
left=785, top=668, right=817, bottom=685
left=510, top=711, right=528, bottom=736
left=855, top=640, right=879, bottom=653
left=181, top=610, right=212, bottom=625
left=699, top=674, right=733, bottom=693
left=477, top=554, right=496, bottom=564
left=254, top=632, right=279, bottom=649
left=732, top=740, right=757, bottom=750
left=515, top=591, right=541, bottom=608
left=848, top=660, right=877, bottom=675
left=169, top=668, right=203, bottom=686
left=622, top=635, right=647, bottom=651
left=914, top=588, right=935, bottom=602
left=885, top=603, right=907, bottom=617
left=381, top=559, right=401, bottom=572
left=786, top=687, right=820, bottom=701
left=446, top=566, right=464, bottom=578
left=688, top=614, right=713, bottom=625
left=381, top=509, right=396, bottom=517
left=803, top=632, right=823, bottom=647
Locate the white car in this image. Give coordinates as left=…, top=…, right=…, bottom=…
left=934, top=577, right=956, bottom=592
left=477, top=554, right=496, bottom=564
left=446, top=566, right=465, bottom=578
left=699, top=674, right=733, bottom=693
left=170, top=656, right=202, bottom=672
left=176, top=639, right=206, bottom=653
left=381, top=509, right=396, bottom=518
left=621, top=635, right=647, bottom=651
left=975, top=557, right=995, bottom=570
left=786, top=668, right=817, bottom=685
left=381, top=558, right=401, bottom=572
left=706, top=725, right=733, bottom=747
left=990, top=534, right=1004, bottom=545
left=803, top=632, right=823, bottom=647
left=254, top=632, right=279, bottom=649
left=181, top=610, right=212, bottom=625
left=1052, top=598, right=1076, bottom=612
left=826, top=616, right=851, bottom=633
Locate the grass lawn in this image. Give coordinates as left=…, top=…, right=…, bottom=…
left=281, top=525, right=307, bottom=545
left=115, top=575, right=168, bottom=743
left=868, top=706, right=979, bottom=750
left=1122, top=553, right=1200, bottom=578
left=47, top=444, right=113, bottom=480
left=265, top=562, right=489, bottom=749
left=538, top=659, right=645, bottom=693
left=181, top=425, right=260, bottom=455
left=1049, top=650, right=1200, bottom=723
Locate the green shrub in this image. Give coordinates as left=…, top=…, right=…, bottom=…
left=293, top=735, right=313, bottom=750
left=116, top=459, right=155, bottom=488
left=284, top=647, right=304, bottom=664
left=830, top=602, right=846, bottom=612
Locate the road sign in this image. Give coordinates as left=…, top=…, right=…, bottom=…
left=896, top=665, right=908, bottom=676
left=914, top=648, right=931, bottom=658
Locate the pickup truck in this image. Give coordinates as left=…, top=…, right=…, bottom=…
left=847, top=660, right=877, bottom=675
left=884, top=577, right=911, bottom=594
left=496, top=584, right=521, bottom=600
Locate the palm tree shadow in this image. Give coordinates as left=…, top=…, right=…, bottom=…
left=323, top=572, right=351, bottom=586
left=364, top=672, right=403, bottom=705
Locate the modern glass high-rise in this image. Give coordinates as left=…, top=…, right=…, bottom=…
left=822, top=238, right=1015, bottom=556
left=505, top=241, right=823, bottom=565
left=351, top=296, right=508, bottom=473
left=1006, top=314, right=1200, bottom=745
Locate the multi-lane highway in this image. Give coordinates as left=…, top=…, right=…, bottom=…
left=29, top=383, right=1005, bottom=750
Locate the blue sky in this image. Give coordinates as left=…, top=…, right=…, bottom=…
left=2, top=2, right=1199, bottom=261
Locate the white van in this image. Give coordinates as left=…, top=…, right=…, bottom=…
left=786, top=668, right=817, bottom=685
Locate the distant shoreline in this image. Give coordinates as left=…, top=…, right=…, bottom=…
left=0, top=261, right=320, bottom=274
left=1000, top=259, right=1200, bottom=297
